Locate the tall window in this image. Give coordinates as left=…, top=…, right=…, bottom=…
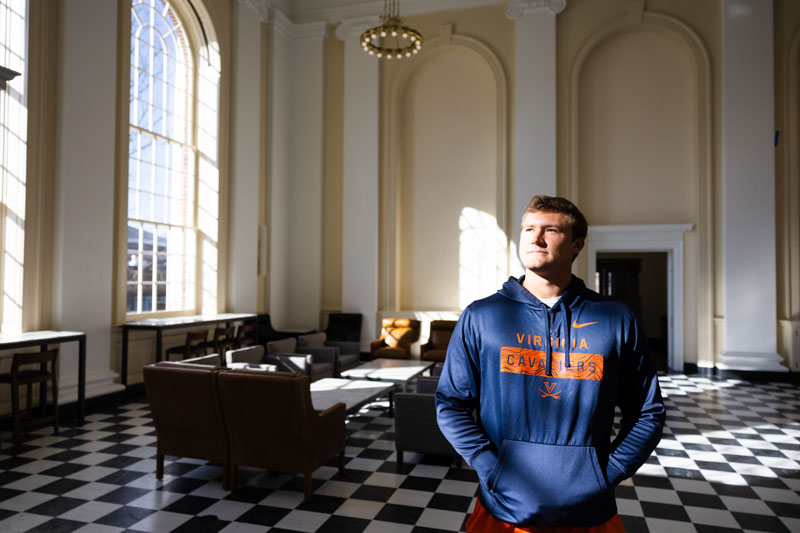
left=127, top=0, right=220, bottom=316
left=0, top=0, right=28, bottom=333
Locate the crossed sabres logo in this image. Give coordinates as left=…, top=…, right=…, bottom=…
left=539, top=381, right=561, bottom=399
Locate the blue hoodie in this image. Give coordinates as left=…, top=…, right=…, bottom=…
left=435, top=275, right=665, bottom=528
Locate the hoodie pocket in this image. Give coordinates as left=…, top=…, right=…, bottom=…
left=487, top=440, right=609, bottom=523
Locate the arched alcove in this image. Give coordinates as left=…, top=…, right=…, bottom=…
left=568, top=11, right=713, bottom=369
left=380, top=27, right=508, bottom=312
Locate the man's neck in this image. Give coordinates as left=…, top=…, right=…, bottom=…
left=522, top=271, right=572, bottom=301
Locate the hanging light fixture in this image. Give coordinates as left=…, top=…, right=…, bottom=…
left=361, top=0, right=422, bottom=60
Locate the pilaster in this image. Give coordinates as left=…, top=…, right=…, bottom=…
left=336, top=18, right=380, bottom=350
left=719, top=0, right=786, bottom=372
left=506, top=0, right=564, bottom=233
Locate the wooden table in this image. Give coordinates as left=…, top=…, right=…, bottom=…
left=0, top=330, right=87, bottom=426
left=340, top=358, right=434, bottom=392
left=120, top=313, right=256, bottom=386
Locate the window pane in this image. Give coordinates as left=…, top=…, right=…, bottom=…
left=157, top=283, right=166, bottom=311
left=127, top=253, right=139, bottom=282
left=142, top=253, right=153, bottom=282
left=126, top=284, right=139, bottom=313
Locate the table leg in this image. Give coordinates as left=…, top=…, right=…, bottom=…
left=39, top=343, right=48, bottom=417
left=156, top=330, right=163, bottom=363
left=121, top=327, right=129, bottom=387
left=78, top=335, right=86, bottom=426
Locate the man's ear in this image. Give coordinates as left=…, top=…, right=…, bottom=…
left=572, top=237, right=585, bottom=257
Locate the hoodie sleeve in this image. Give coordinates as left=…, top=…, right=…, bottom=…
left=435, top=309, right=498, bottom=486
left=605, top=311, right=666, bottom=486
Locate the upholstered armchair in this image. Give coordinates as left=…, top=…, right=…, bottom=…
left=224, top=345, right=276, bottom=371
left=265, top=337, right=335, bottom=381
left=217, top=370, right=346, bottom=500
left=420, top=320, right=457, bottom=363
left=325, top=313, right=363, bottom=342
left=298, top=332, right=360, bottom=376
left=370, top=318, right=421, bottom=360
left=394, top=376, right=459, bottom=466
left=143, top=363, right=230, bottom=488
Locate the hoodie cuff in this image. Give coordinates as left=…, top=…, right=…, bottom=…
left=605, top=456, right=626, bottom=487
left=470, top=449, right=499, bottom=486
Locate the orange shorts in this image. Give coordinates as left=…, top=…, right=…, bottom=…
left=466, top=498, right=625, bottom=533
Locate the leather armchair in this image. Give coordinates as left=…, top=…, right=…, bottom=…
left=298, top=332, right=361, bottom=376
left=370, top=318, right=421, bottom=360
left=420, top=320, right=457, bottom=363
left=143, top=363, right=230, bottom=488
left=217, top=370, right=346, bottom=500
left=394, top=376, right=459, bottom=466
left=265, top=337, right=335, bottom=381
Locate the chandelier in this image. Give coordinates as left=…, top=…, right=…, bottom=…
left=361, top=0, right=422, bottom=59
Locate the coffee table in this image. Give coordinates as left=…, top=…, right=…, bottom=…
left=310, top=378, right=395, bottom=414
left=340, top=358, right=434, bottom=392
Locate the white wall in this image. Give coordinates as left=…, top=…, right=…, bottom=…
left=228, top=2, right=262, bottom=313
left=53, top=0, right=122, bottom=401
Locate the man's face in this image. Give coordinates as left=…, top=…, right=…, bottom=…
left=518, top=210, right=584, bottom=278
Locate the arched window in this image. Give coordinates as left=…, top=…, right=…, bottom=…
left=125, top=0, right=220, bottom=316
left=0, top=0, right=28, bottom=333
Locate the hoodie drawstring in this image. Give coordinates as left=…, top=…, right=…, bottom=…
left=563, top=304, right=572, bottom=369
left=545, top=302, right=572, bottom=376
left=544, top=309, right=552, bottom=376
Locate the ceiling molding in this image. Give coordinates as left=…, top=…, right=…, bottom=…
left=282, top=0, right=507, bottom=24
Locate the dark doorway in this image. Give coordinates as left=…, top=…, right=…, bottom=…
left=596, top=252, right=668, bottom=372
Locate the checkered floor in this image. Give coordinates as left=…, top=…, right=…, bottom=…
left=0, top=375, right=797, bottom=532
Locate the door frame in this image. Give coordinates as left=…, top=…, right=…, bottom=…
left=586, top=224, right=692, bottom=372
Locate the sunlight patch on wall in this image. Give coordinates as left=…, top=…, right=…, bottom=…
left=459, top=207, right=508, bottom=310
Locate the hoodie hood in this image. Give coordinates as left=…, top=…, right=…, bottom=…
left=498, top=275, right=587, bottom=376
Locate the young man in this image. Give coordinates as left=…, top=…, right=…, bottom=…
left=436, top=195, right=665, bottom=532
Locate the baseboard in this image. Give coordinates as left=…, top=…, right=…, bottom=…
left=667, top=364, right=799, bottom=383
left=716, top=368, right=800, bottom=383
left=0, top=385, right=146, bottom=433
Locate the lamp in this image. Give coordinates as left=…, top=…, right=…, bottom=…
left=361, top=0, right=422, bottom=60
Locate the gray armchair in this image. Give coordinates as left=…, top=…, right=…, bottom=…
left=393, top=376, right=460, bottom=466
left=266, top=337, right=335, bottom=382
left=297, top=332, right=361, bottom=376
left=225, top=345, right=277, bottom=371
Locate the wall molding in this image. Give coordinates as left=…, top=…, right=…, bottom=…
left=567, top=9, right=714, bottom=365
left=505, top=0, right=566, bottom=18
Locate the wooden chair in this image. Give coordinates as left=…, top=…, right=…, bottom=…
left=0, top=349, right=59, bottom=447
left=164, top=330, right=208, bottom=361
left=210, top=326, right=236, bottom=354
left=234, top=323, right=256, bottom=348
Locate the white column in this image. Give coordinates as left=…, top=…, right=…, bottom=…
left=336, top=19, right=380, bottom=351
left=228, top=1, right=264, bottom=313
left=54, top=0, right=123, bottom=402
left=719, top=0, right=786, bottom=372
left=266, top=10, right=328, bottom=330
left=506, top=0, right=564, bottom=229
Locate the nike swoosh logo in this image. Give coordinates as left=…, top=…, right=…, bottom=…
left=572, top=320, right=598, bottom=329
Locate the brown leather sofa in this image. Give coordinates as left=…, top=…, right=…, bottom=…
left=143, top=362, right=231, bottom=488
left=420, top=320, right=457, bottom=363
left=217, top=369, right=346, bottom=500
left=143, top=362, right=346, bottom=499
left=370, top=318, right=421, bottom=360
